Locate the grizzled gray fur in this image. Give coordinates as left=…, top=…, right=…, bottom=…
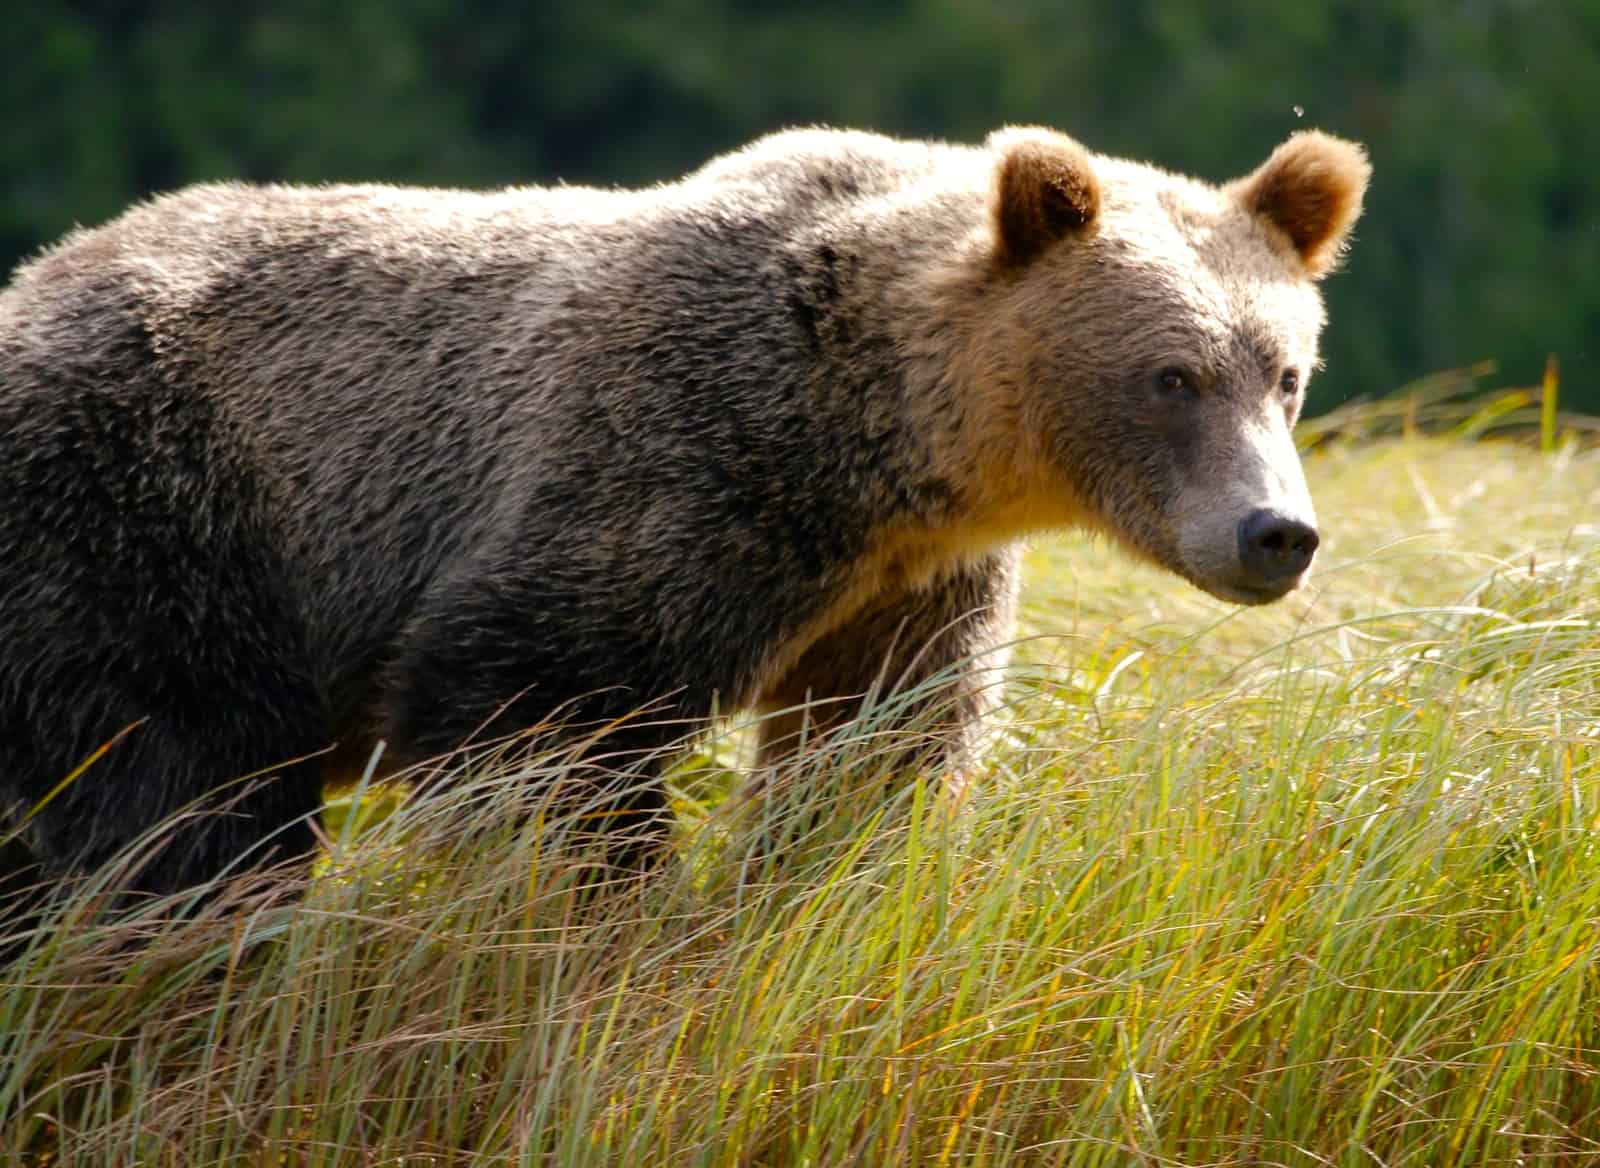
left=0, top=126, right=1368, bottom=903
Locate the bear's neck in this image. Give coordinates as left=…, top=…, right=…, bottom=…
left=803, top=198, right=1091, bottom=551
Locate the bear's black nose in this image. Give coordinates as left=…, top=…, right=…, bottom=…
left=1237, top=510, right=1319, bottom=583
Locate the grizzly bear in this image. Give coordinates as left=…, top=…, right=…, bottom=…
left=0, top=126, right=1368, bottom=906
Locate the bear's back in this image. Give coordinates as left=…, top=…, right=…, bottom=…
left=0, top=132, right=991, bottom=723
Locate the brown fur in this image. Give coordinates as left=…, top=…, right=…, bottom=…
left=989, top=127, right=1103, bottom=267
left=1229, top=131, right=1372, bottom=277
left=0, top=125, right=1368, bottom=901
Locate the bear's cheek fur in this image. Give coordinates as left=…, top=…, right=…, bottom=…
left=1043, top=378, right=1316, bottom=604
left=1040, top=377, right=1190, bottom=574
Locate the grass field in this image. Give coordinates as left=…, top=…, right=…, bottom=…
left=4, top=410, right=1599, bottom=1165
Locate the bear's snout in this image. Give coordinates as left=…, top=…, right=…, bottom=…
left=1236, top=509, right=1319, bottom=593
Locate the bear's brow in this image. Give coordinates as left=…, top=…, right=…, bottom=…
left=1235, top=325, right=1286, bottom=382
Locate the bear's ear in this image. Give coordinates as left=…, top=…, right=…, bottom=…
left=989, top=127, right=1101, bottom=268
left=1230, top=131, right=1371, bottom=278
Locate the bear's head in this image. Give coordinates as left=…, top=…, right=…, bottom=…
left=978, top=126, right=1370, bottom=604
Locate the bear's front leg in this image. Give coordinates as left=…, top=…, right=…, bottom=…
left=380, top=567, right=697, bottom=872
left=751, top=548, right=1022, bottom=803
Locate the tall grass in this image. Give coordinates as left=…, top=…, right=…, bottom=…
left=4, top=419, right=1599, bottom=1165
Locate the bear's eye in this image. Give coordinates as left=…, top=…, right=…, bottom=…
left=1279, top=369, right=1301, bottom=397
left=1156, top=368, right=1196, bottom=399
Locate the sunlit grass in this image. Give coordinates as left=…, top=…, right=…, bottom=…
left=3, top=415, right=1599, bottom=1165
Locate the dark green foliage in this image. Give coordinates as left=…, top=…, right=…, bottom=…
left=4, top=1, right=1596, bottom=412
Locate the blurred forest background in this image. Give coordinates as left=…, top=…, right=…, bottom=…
left=4, top=1, right=1597, bottom=414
